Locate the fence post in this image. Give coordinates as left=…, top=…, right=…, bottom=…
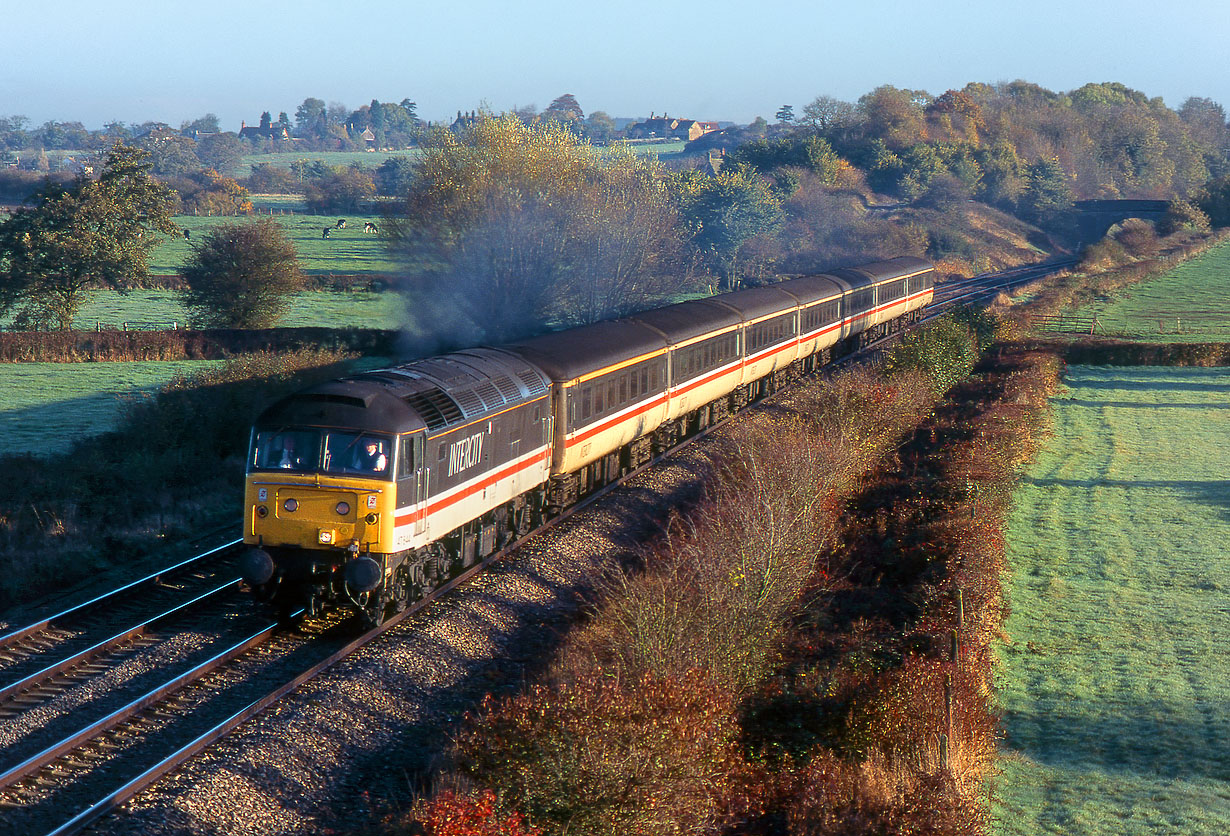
left=945, top=672, right=954, bottom=739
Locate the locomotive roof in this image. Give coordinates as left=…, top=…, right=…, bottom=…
left=257, top=379, right=428, bottom=435
left=628, top=298, right=742, bottom=344
left=503, top=320, right=668, bottom=383
left=257, top=347, right=550, bottom=435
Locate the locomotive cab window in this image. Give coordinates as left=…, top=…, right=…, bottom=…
left=323, top=431, right=393, bottom=478
left=251, top=428, right=319, bottom=473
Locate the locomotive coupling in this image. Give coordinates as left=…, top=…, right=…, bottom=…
left=241, top=548, right=276, bottom=586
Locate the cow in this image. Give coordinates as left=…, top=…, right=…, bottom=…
left=364, top=222, right=378, bottom=234
left=336, top=219, right=346, bottom=229
left=183, top=228, right=190, bottom=240
left=322, top=228, right=331, bottom=239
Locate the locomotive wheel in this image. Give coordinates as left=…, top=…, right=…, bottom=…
left=392, top=566, right=411, bottom=613
left=357, top=590, right=388, bottom=630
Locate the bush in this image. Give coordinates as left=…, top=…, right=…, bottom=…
left=182, top=218, right=305, bottom=328
left=454, top=670, right=744, bottom=836
left=882, top=309, right=994, bottom=395
left=408, top=790, right=540, bottom=836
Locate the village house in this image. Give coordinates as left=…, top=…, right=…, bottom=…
left=238, top=114, right=291, bottom=141
left=626, top=113, right=719, bottom=142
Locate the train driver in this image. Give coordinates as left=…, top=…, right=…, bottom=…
left=354, top=439, right=388, bottom=473
left=278, top=436, right=300, bottom=469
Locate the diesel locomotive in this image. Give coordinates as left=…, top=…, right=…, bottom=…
left=240, top=257, right=935, bottom=626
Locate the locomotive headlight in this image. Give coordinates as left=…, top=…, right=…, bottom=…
left=283, top=498, right=298, bottom=513
left=319, top=529, right=334, bottom=544
left=365, top=513, right=378, bottom=525
left=256, top=505, right=268, bottom=518
left=335, top=501, right=351, bottom=516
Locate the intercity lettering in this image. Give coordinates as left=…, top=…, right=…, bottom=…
left=447, top=432, right=485, bottom=477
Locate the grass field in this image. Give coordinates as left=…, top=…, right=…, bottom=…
left=1064, top=241, right=1230, bottom=341
left=61, top=287, right=407, bottom=331
left=0, top=361, right=228, bottom=455
left=232, top=149, right=421, bottom=178
left=149, top=213, right=402, bottom=277
left=993, top=365, right=1230, bottom=835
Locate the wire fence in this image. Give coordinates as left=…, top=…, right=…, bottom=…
left=1025, top=313, right=1230, bottom=338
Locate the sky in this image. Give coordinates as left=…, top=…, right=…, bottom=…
left=3, top=0, right=1227, bottom=130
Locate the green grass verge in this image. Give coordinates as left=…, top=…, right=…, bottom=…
left=149, top=214, right=401, bottom=277
left=62, top=287, right=407, bottom=331
left=0, top=360, right=228, bottom=455
left=1076, top=240, right=1230, bottom=342
left=247, top=193, right=308, bottom=211
left=994, top=365, right=1230, bottom=835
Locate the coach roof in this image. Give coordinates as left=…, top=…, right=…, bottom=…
left=629, top=298, right=742, bottom=345
left=503, top=320, right=668, bottom=383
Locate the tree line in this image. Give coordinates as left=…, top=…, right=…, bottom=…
left=4, top=80, right=1230, bottom=339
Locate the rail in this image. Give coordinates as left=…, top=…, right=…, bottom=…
left=0, top=539, right=242, bottom=652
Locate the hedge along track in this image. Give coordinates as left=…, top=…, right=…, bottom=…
left=0, top=258, right=1076, bottom=836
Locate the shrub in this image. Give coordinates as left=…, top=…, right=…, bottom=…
left=453, top=669, right=744, bottom=836
left=408, top=790, right=540, bottom=836
left=882, top=309, right=993, bottom=395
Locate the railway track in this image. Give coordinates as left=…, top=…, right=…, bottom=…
left=0, top=540, right=244, bottom=676
left=0, top=256, right=1076, bottom=836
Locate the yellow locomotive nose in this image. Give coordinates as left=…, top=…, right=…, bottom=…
left=249, top=482, right=386, bottom=551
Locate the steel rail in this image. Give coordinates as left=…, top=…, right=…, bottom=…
left=22, top=359, right=807, bottom=836
left=0, top=539, right=242, bottom=652
left=0, top=577, right=241, bottom=705
left=0, top=618, right=282, bottom=793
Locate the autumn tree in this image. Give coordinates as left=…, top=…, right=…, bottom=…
left=674, top=165, right=783, bottom=290
left=1196, top=175, right=1230, bottom=227
left=169, top=168, right=253, bottom=216
left=581, top=111, right=618, bottom=144
left=195, top=132, right=246, bottom=174
left=386, top=116, right=683, bottom=346
left=541, top=93, right=584, bottom=126
left=799, top=94, right=858, bottom=135
left=1020, top=155, right=1074, bottom=224
left=182, top=219, right=304, bottom=328
left=0, top=143, right=177, bottom=329
left=858, top=85, right=928, bottom=149
left=302, top=164, right=376, bottom=213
